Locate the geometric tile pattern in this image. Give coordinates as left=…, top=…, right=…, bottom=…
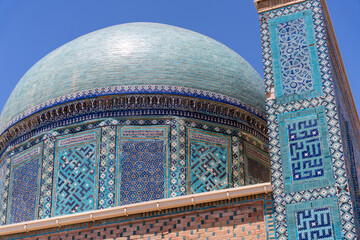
left=232, top=136, right=244, bottom=187
left=190, top=142, right=228, bottom=193
left=287, top=116, right=324, bottom=181
left=98, top=123, right=117, bottom=209
left=53, top=131, right=99, bottom=216
left=286, top=197, right=343, bottom=240
left=119, top=140, right=166, bottom=206
left=269, top=10, right=322, bottom=104
left=184, top=119, right=268, bottom=189
left=259, top=0, right=357, bottom=239
left=247, top=157, right=270, bottom=184
left=118, top=126, right=168, bottom=206
left=344, top=122, right=360, bottom=234
left=0, top=136, right=43, bottom=225
left=9, top=156, right=41, bottom=224
left=0, top=116, right=268, bottom=225
left=188, top=129, right=230, bottom=194
left=277, top=18, right=314, bottom=95
left=0, top=156, right=10, bottom=226
left=38, top=137, right=56, bottom=219
left=0, top=159, right=5, bottom=211
left=169, top=119, right=186, bottom=197
left=245, top=143, right=271, bottom=184
left=296, top=207, right=333, bottom=240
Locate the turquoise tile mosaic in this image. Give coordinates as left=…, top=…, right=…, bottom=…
left=98, top=123, right=117, bottom=209
left=247, top=157, right=270, bottom=184
left=8, top=145, right=42, bottom=224
left=259, top=0, right=357, bottom=239
left=53, top=130, right=100, bottom=216
left=0, top=115, right=269, bottom=226
left=286, top=197, right=343, bottom=240
left=278, top=106, right=334, bottom=193
left=344, top=122, right=360, bottom=232
left=38, top=137, right=56, bottom=219
left=117, top=126, right=169, bottom=205
left=269, top=10, right=322, bottom=104
left=0, top=156, right=15, bottom=225
left=297, top=207, right=333, bottom=240
left=245, top=143, right=271, bottom=184
left=0, top=156, right=8, bottom=225
left=187, top=129, right=230, bottom=194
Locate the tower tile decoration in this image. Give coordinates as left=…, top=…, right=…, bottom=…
left=257, top=0, right=358, bottom=239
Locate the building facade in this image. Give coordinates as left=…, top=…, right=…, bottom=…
left=0, top=0, right=358, bottom=239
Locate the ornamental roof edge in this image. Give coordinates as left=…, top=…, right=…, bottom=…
left=254, top=0, right=308, bottom=13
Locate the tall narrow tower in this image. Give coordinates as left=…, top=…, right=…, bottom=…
left=255, top=0, right=360, bottom=239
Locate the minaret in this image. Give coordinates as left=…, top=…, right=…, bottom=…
left=254, top=0, right=360, bottom=239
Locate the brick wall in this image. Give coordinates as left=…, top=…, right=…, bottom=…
left=3, top=196, right=271, bottom=240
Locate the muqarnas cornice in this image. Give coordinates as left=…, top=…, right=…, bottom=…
left=0, top=85, right=266, bottom=136
left=0, top=93, right=268, bottom=155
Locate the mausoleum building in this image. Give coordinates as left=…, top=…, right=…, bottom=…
left=0, top=0, right=359, bottom=239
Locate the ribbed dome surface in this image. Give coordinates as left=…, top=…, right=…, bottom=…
left=0, top=22, right=265, bottom=132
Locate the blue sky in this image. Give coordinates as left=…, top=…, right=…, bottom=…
left=0, top=0, right=359, bottom=115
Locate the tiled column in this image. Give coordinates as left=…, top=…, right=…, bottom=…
left=255, top=0, right=357, bottom=239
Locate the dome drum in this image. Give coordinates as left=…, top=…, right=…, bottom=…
left=0, top=113, right=270, bottom=224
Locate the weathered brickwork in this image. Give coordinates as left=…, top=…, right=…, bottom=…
left=1, top=195, right=273, bottom=240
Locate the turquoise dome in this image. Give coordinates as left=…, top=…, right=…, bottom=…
left=0, top=22, right=265, bottom=134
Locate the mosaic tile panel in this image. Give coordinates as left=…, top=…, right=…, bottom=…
left=232, top=136, right=244, bottom=187
left=246, top=143, right=271, bottom=166
left=0, top=160, right=5, bottom=212
left=0, top=115, right=269, bottom=226
left=245, top=143, right=271, bottom=184
left=287, top=117, right=323, bottom=181
left=170, top=118, right=187, bottom=197
left=98, top=123, right=117, bottom=209
left=279, top=107, right=334, bottom=193
left=53, top=130, right=100, bottom=216
left=183, top=119, right=268, bottom=189
left=277, top=18, right=313, bottom=95
left=38, top=135, right=55, bottom=219
left=8, top=146, right=42, bottom=224
left=259, top=0, right=357, bottom=239
left=118, top=126, right=169, bottom=206
left=248, top=157, right=270, bottom=184
left=296, top=208, right=333, bottom=240
left=269, top=10, right=322, bottom=104
left=188, top=129, right=230, bottom=194
left=0, top=156, right=10, bottom=225
left=344, top=122, right=360, bottom=233
left=286, top=197, right=343, bottom=240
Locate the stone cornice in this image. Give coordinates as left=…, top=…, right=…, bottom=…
left=254, top=0, right=308, bottom=13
